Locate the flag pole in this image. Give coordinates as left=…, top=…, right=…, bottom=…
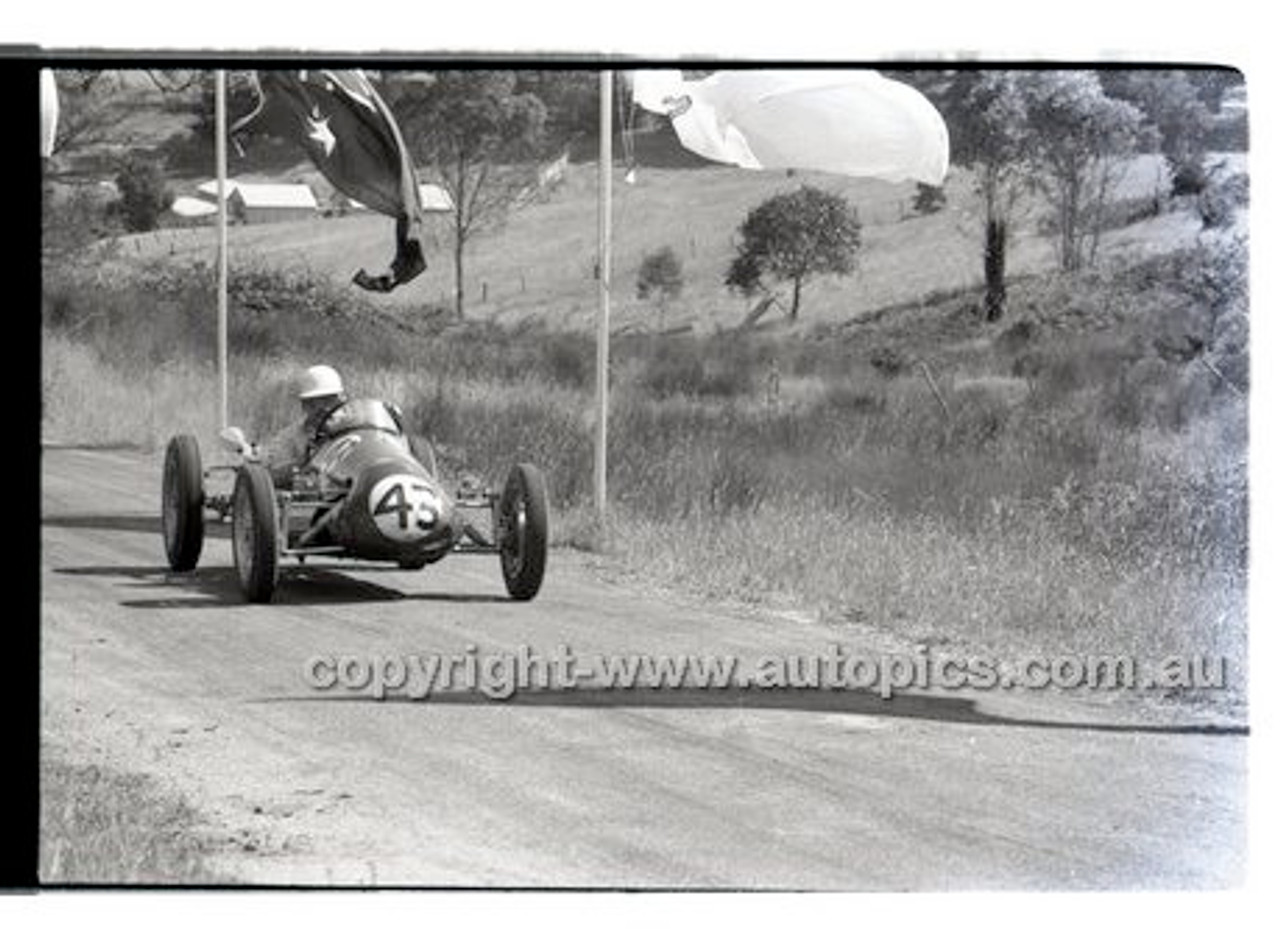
left=215, top=69, right=229, bottom=431
left=594, top=70, right=613, bottom=531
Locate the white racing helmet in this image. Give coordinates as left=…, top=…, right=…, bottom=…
left=298, top=364, right=345, bottom=401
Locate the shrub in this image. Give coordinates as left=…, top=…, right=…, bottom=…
left=636, top=246, right=684, bottom=305
left=995, top=319, right=1036, bottom=354
left=705, top=446, right=767, bottom=515
left=637, top=341, right=754, bottom=400
left=822, top=382, right=887, bottom=416
left=1170, top=159, right=1209, bottom=196
left=912, top=182, right=947, bottom=215
left=868, top=345, right=908, bottom=378
left=937, top=393, right=1009, bottom=453
left=113, top=153, right=172, bottom=233
left=1198, top=173, right=1249, bottom=230
left=541, top=336, right=594, bottom=389
left=43, top=183, right=120, bottom=261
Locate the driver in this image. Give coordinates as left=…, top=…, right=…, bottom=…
left=259, top=364, right=349, bottom=487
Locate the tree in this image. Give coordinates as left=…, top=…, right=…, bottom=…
left=385, top=71, right=547, bottom=319
left=114, top=153, right=172, bottom=232
left=725, top=186, right=860, bottom=321
left=44, top=70, right=136, bottom=163
left=45, top=70, right=206, bottom=171
left=1101, top=70, right=1213, bottom=197
left=514, top=71, right=599, bottom=153
left=43, top=183, right=120, bottom=262
left=159, top=71, right=282, bottom=173
left=949, top=72, right=1036, bottom=322
left=912, top=182, right=947, bottom=215
left=1021, top=72, right=1147, bottom=271
left=637, top=246, right=684, bottom=328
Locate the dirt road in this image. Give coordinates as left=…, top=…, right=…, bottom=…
left=40, top=446, right=1247, bottom=888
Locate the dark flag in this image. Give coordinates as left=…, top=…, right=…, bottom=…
left=235, top=70, right=427, bottom=292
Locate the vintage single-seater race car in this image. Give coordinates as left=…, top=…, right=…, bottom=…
left=160, top=398, right=549, bottom=603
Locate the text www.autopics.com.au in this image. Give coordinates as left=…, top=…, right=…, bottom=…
left=302, top=645, right=1232, bottom=701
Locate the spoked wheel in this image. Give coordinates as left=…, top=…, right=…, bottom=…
left=231, top=463, right=279, bottom=603
left=161, top=434, right=205, bottom=571
left=497, top=463, right=549, bottom=601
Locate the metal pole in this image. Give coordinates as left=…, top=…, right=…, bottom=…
left=215, top=69, right=229, bottom=431
left=594, top=71, right=613, bottom=529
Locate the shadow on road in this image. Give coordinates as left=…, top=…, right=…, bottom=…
left=52, top=564, right=510, bottom=608
left=273, top=688, right=1249, bottom=737
left=42, top=513, right=231, bottom=540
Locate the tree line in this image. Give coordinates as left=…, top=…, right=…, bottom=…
left=895, top=68, right=1245, bottom=320
left=44, top=68, right=1246, bottom=321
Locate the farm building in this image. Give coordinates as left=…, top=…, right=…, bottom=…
left=346, top=182, right=454, bottom=214
left=195, top=180, right=320, bottom=224
left=228, top=184, right=319, bottom=224
left=167, top=195, right=219, bottom=226
left=418, top=183, right=454, bottom=212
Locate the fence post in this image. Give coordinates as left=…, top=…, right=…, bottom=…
left=917, top=360, right=951, bottom=421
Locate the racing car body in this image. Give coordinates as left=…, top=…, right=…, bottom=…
left=160, top=398, right=549, bottom=603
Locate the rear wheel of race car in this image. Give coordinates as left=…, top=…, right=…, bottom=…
left=231, top=463, right=279, bottom=603
left=161, top=434, right=205, bottom=571
left=498, top=463, right=549, bottom=601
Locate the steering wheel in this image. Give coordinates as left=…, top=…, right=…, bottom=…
left=313, top=399, right=406, bottom=444
left=317, top=398, right=360, bottom=437
left=300, top=400, right=349, bottom=459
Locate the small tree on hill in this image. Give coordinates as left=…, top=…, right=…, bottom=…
left=1021, top=71, right=1148, bottom=272
left=387, top=71, right=547, bottom=319
left=912, top=182, right=946, bottom=215
left=637, top=245, right=684, bottom=327
left=725, top=185, right=861, bottom=321
left=114, top=153, right=172, bottom=233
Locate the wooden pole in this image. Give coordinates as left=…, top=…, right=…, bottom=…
left=216, top=69, right=229, bottom=431
left=594, top=71, right=613, bottom=529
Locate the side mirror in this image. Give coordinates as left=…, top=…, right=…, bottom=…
left=219, top=426, right=251, bottom=455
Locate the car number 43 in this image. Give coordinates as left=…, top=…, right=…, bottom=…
left=370, top=475, right=440, bottom=540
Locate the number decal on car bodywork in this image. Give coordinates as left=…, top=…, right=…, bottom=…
left=369, top=475, right=440, bottom=540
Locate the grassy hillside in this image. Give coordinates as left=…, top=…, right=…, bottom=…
left=99, top=153, right=1237, bottom=335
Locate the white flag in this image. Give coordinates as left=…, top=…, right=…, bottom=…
left=40, top=69, right=58, bottom=158
left=632, top=70, right=949, bottom=186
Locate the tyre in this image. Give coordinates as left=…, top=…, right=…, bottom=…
left=162, top=434, right=205, bottom=571
left=231, top=463, right=280, bottom=603
left=498, top=463, right=549, bottom=601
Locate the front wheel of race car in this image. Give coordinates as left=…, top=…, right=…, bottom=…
left=498, top=463, right=549, bottom=601
left=162, top=434, right=205, bottom=571
left=231, top=463, right=279, bottom=603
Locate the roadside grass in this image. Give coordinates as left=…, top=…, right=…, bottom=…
left=41, top=755, right=232, bottom=885
left=39, top=245, right=1248, bottom=695
left=614, top=500, right=1243, bottom=663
